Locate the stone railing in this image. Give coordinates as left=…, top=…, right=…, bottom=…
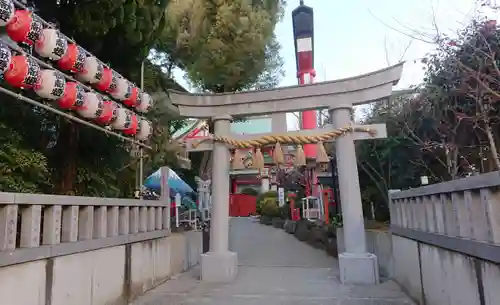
left=388, top=172, right=500, bottom=305
left=0, top=192, right=203, bottom=305
left=0, top=192, right=171, bottom=266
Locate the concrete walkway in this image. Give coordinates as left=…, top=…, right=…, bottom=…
left=133, top=218, right=415, bottom=305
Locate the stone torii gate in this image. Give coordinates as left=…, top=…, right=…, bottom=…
left=164, top=63, right=404, bottom=284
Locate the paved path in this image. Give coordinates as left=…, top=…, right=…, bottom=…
left=133, top=218, right=415, bottom=305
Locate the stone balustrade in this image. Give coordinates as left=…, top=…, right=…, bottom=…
left=0, top=192, right=202, bottom=305
left=388, top=172, right=500, bottom=305
left=0, top=192, right=171, bottom=266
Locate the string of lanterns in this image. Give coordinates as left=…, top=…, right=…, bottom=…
left=0, top=0, right=153, bottom=141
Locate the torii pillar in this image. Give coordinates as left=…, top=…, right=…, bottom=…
left=330, top=105, right=379, bottom=284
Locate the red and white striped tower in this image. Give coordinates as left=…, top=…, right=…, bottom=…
left=292, top=0, right=317, bottom=196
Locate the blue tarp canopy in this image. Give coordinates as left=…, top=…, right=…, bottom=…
left=143, top=168, right=194, bottom=195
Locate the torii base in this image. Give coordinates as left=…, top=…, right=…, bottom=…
left=338, top=252, right=380, bottom=285
left=200, top=251, right=238, bottom=283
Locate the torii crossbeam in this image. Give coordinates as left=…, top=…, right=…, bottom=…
left=161, top=62, right=404, bottom=285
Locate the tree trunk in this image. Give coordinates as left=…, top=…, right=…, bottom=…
left=485, top=124, right=500, bottom=171
left=54, top=120, right=80, bottom=194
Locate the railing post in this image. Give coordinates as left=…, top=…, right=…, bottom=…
left=119, top=207, right=130, bottom=235
left=94, top=206, right=108, bottom=238
left=0, top=204, right=18, bottom=250
left=107, top=206, right=119, bottom=237
left=78, top=206, right=94, bottom=240
left=62, top=206, right=79, bottom=242
left=20, top=205, right=42, bottom=248
left=43, top=205, right=62, bottom=245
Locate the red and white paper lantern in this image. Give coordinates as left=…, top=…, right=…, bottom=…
left=105, top=70, right=121, bottom=94
left=136, top=119, right=152, bottom=141
left=94, top=66, right=112, bottom=92
left=123, top=112, right=139, bottom=136
left=0, top=44, right=12, bottom=74
left=58, top=44, right=86, bottom=73
left=57, top=82, right=85, bottom=110
left=77, top=92, right=104, bottom=119
left=123, top=86, right=139, bottom=107
left=6, top=10, right=43, bottom=45
left=95, top=100, right=117, bottom=125
left=135, top=92, right=152, bottom=113
left=0, top=0, right=15, bottom=26
left=110, top=77, right=130, bottom=101
left=111, top=106, right=128, bottom=130
left=76, top=56, right=103, bottom=84
left=35, top=29, right=68, bottom=61
left=34, top=69, right=66, bottom=100
left=4, top=55, right=40, bottom=88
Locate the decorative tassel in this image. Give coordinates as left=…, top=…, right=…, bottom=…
left=316, top=141, right=330, bottom=164
left=252, top=148, right=264, bottom=170
left=231, top=149, right=246, bottom=170
left=294, top=145, right=306, bottom=167
left=273, top=142, right=284, bottom=165
left=256, top=148, right=265, bottom=170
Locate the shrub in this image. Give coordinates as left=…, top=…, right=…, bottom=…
left=260, top=197, right=280, bottom=218
left=278, top=202, right=290, bottom=220
left=240, top=187, right=259, bottom=196
left=256, top=190, right=278, bottom=214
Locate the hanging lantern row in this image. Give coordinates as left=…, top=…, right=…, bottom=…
left=0, top=48, right=152, bottom=140
left=0, top=2, right=152, bottom=114
left=0, top=1, right=152, bottom=141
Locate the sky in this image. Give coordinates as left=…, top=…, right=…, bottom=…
left=172, top=0, right=490, bottom=129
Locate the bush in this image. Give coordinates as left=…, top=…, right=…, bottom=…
left=278, top=202, right=290, bottom=220
left=261, top=197, right=280, bottom=218
left=240, top=187, right=259, bottom=196
left=256, top=190, right=278, bottom=214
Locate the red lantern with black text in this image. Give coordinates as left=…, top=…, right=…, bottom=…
left=123, top=86, right=139, bottom=107
left=34, top=69, right=66, bottom=100
left=105, top=70, right=120, bottom=94
left=6, top=10, right=43, bottom=45
left=77, top=56, right=103, bottom=84
left=94, top=66, right=112, bottom=92
left=0, top=0, right=15, bottom=27
left=58, top=44, right=86, bottom=73
left=110, top=77, right=131, bottom=101
left=123, top=112, right=139, bottom=135
left=35, top=29, right=68, bottom=60
left=57, top=82, right=85, bottom=109
left=95, top=100, right=117, bottom=125
left=4, top=55, right=40, bottom=88
left=77, top=92, right=104, bottom=119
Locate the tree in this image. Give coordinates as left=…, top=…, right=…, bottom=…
left=163, top=0, right=285, bottom=93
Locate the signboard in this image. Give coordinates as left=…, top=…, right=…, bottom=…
left=278, top=187, right=285, bottom=207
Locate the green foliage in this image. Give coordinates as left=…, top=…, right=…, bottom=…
left=260, top=197, right=280, bottom=218
left=355, top=17, right=500, bottom=222
left=0, top=123, right=51, bottom=193
left=240, top=187, right=259, bottom=196
left=163, top=0, right=285, bottom=92
left=256, top=190, right=277, bottom=214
